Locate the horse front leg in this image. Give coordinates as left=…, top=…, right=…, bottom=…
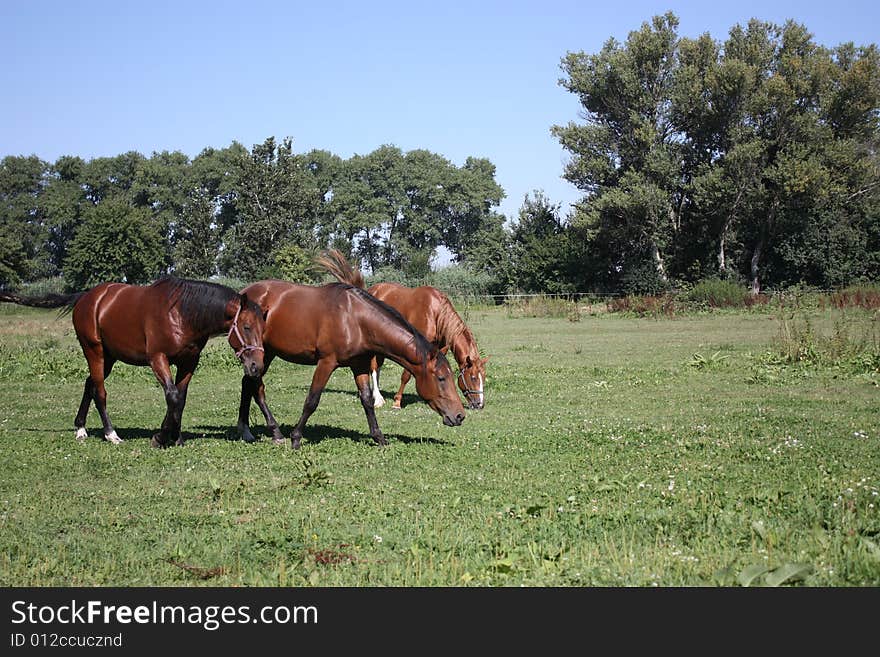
left=171, top=362, right=196, bottom=447
left=290, top=359, right=337, bottom=450
left=238, top=354, right=283, bottom=444
left=354, top=363, right=386, bottom=446
left=149, top=354, right=179, bottom=448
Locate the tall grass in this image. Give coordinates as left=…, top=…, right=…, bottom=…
left=776, top=307, right=880, bottom=371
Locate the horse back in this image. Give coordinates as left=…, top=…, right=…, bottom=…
left=243, top=280, right=345, bottom=363
left=368, top=282, right=444, bottom=344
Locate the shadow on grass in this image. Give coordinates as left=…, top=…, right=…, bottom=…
left=23, top=415, right=454, bottom=447
left=242, top=422, right=453, bottom=448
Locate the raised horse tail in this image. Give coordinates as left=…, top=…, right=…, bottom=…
left=0, top=290, right=85, bottom=311
left=314, top=249, right=365, bottom=289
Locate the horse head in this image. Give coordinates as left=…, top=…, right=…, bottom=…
left=413, top=348, right=466, bottom=426
left=227, top=293, right=266, bottom=379
left=458, top=354, right=489, bottom=409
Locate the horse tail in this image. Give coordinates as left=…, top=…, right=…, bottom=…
left=0, top=290, right=85, bottom=312
left=314, top=249, right=365, bottom=289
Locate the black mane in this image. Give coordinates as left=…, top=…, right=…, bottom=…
left=153, top=277, right=242, bottom=334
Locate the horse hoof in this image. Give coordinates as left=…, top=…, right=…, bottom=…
left=150, top=434, right=167, bottom=449
left=105, top=430, right=123, bottom=444
left=238, top=422, right=257, bottom=443
left=272, top=437, right=286, bottom=446
left=75, top=427, right=88, bottom=442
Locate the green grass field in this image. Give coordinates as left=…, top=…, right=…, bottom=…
left=1, top=301, right=878, bottom=586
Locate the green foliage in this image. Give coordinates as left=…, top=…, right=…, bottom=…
left=554, top=12, right=880, bottom=294
left=0, top=155, right=53, bottom=285
left=776, top=308, right=880, bottom=371
left=268, top=244, right=321, bottom=283
left=173, top=188, right=221, bottom=278
left=686, top=278, right=750, bottom=308
left=429, top=264, right=498, bottom=300
left=62, top=197, right=166, bottom=289
left=621, top=258, right=671, bottom=296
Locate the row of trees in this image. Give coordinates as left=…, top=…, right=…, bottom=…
left=548, top=13, right=880, bottom=294
left=0, top=139, right=505, bottom=290
left=2, top=13, right=879, bottom=295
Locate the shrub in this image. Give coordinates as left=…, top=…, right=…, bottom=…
left=606, top=294, right=678, bottom=317
left=686, top=278, right=749, bottom=308
left=824, top=284, right=880, bottom=311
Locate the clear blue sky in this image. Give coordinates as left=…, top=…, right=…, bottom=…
left=2, top=0, right=878, bottom=223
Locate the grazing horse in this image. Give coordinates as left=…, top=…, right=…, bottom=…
left=368, top=282, right=489, bottom=410
left=0, top=278, right=265, bottom=447
left=315, top=250, right=489, bottom=410
left=237, top=279, right=466, bottom=449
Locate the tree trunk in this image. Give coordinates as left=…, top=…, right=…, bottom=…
left=750, top=237, right=763, bottom=295
left=718, top=234, right=726, bottom=273
left=650, top=241, right=667, bottom=282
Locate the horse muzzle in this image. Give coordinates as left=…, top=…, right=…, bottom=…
left=443, top=412, right=465, bottom=427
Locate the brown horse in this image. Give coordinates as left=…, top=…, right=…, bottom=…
left=315, top=250, right=489, bottom=410
left=237, top=279, right=466, bottom=449
left=368, top=282, right=489, bottom=410
left=0, top=277, right=265, bottom=447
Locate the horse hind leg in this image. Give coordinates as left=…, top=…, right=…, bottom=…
left=370, top=367, right=385, bottom=408
left=392, top=369, right=412, bottom=410
left=84, top=348, right=121, bottom=444
left=74, top=377, right=94, bottom=442
left=290, top=359, right=336, bottom=450
left=355, top=370, right=387, bottom=446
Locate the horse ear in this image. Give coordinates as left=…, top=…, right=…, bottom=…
left=239, top=293, right=249, bottom=310
left=465, top=355, right=473, bottom=368
left=482, top=355, right=490, bottom=364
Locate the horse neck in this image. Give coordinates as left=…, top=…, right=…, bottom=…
left=450, top=331, right=477, bottom=370
left=161, top=278, right=239, bottom=340
left=361, top=311, right=427, bottom=373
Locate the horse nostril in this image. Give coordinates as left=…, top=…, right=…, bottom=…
left=456, top=413, right=465, bottom=424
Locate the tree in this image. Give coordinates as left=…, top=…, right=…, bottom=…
left=509, top=191, right=579, bottom=293
left=173, top=188, right=221, bottom=278
left=0, top=155, right=50, bottom=286
left=42, top=155, right=88, bottom=273
left=220, top=137, right=318, bottom=279
left=63, top=197, right=165, bottom=290
left=555, top=13, right=880, bottom=293
left=553, top=13, right=683, bottom=287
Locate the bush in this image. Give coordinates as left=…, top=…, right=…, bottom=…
left=429, top=265, right=498, bottom=300
left=824, top=284, right=880, bottom=310
left=15, top=276, right=66, bottom=296
left=621, top=260, right=671, bottom=296
left=606, top=294, right=679, bottom=317
left=686, top=278, right=749, bottom=308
